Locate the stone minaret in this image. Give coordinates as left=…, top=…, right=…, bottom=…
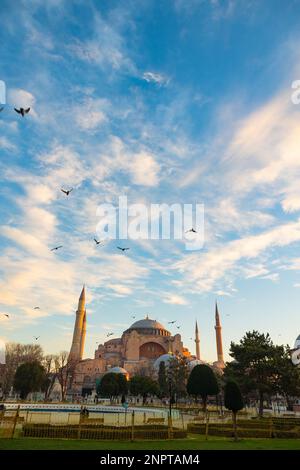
left=215, top=302, right=224, bottom=365
left=69, top=286, right=86, bottom=363
left=79, top=310, right=86, bottom=360
left=195, top=321, right=200, bottom=360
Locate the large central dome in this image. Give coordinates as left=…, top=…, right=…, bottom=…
left=125, top=316, right=170, bottom=336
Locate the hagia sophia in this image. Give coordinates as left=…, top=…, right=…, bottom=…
left=67, top=287, right=225, bottom=397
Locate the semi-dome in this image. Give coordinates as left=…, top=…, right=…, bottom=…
left=125, top=316, right=170, bottom=337
left=153, top=353, right=175, bottom=370
left=294, top=334, right=300, bottom=350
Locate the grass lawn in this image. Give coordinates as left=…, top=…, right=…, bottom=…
left=0, top=435, right=300, bottom=450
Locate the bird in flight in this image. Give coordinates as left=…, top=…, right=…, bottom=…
left=33, top=307, right=40, bottom=310
left=185, top=228, right=197, bottom=233
left=94, top=238, right=104, bottom=246
left=131, top=315, right=136, bottom=319
left=14, top=107, right=30, bottom=117
left=176, top=325, right=181, bottom=329
left=61, top=188, right=73, bottom=196
left=51, top=245, right=63, bottom=251
left=117, top=247, right=130, bottom=252
left=106, top=332, right=114, bottom=337
left=33, top=336, right=40, bottom=341
left=168, top=320, right=176, bottom=324
left=1, top=313, right=9, bottom=318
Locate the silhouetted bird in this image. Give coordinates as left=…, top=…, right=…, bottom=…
left=50, top=245, right=63, bottom=251
left=117, top=247, right=130, bottom=252
left=94, top=238, right=104, bottom=246
left=61, top=188, right=73, bottom=196
left=185, top=228, right=197, bottom=233
left=14, top=107, right=30, bottom=117
left=1, top=313, right=9, bottom=318
left=106, top=332, right=114, bottom=337
left=33, top=336, right=40, bottom=341
left=168, top=320, right=176, bottom=324
left=34, top=307, right=40, bottom=310
left=176, top=325, right=181, bottom=329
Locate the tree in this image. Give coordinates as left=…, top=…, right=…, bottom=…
left=168, top=356, right=189, bottom=402
left=224, top=331, right=293, bottom=417
left=187, top=364, right=219, bottom=412
left=3, top=342, right=43, bottom=396
left=54, top=351, right=76, bottom=401
left=224, top=381, right=244, bottom=441
left=272, top=345, right=300, bottom=410
left=129, top=376, right=159, bottom=404
left=97, top=373, right=128, bottom=403
left=13, top=361, right=47, bottom=399
left=158, top=361, right=168, bottom=398
left=42, top=354, right=57, bottom=400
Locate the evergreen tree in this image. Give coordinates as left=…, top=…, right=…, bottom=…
left=158, top=361, right=168, bottom=398
left=96, top=373, right=128, bottom=403
left=14, top=361, right=47, bottom=399
left=187, top=364, right=219, bottom=411
left=129, top=376, right=159, bottom=404
left=224, top=331, right=297, bottom=416
left=224, top=381, right=244, bottom=441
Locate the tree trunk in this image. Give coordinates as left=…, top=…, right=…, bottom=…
left=259, top=391, right=264, bottom=417
left=232, top=411, right=238, bottom=441
left=202, top=396, right=207, bottom=413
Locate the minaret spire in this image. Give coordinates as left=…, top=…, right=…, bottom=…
left=215, top=301, right=224, bottom=366
left=69, top=286, right=86, bottom=363
left=195, top=320, right=200, bottom=360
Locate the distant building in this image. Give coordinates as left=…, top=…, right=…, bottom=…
left=67, top=287, right=225, bottom=397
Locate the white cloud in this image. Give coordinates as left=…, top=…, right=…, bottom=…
left=74, top=98, right=108, bottom=131
left=174, top=218, right=300, bottom=292
left=163, top=293, right=189, bottom=305
left=142, top=72, right=170, bottom=86
left=129, top=152, right=160, bottom=187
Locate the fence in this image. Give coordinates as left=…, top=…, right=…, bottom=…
left=0, top=406, right=187, bottom=441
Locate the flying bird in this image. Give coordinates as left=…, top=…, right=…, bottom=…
left=33, top=336, right=40, bottom=341
left=51, top=245, right=63, bottom=251
left=176, top=325, right=181, bottom=329
left=185, top=228, right=197, bottom=233
left=117, top=247, right=130, bottom=252
left=131, top=315, right=136, bottom=319
left=61, top=188, right=73, bottom=196
left=94, top=238, right=104, bottom=246
left=1, top=313, right=9, bottom=318
left=106, top=332, right=114, bottom=337
left=14, top=107, right=30, bottom=117
left=33, top=307, right=40, bottom=310
left=168, top=320, right=176, bottom=324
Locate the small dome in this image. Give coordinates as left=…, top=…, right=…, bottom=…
left=153, top=353, right=175, bottom=370
left=294, top=335, right=300, bottom=350
left=188, top=359, right=205, bottom=370
left=106, top=366, right=128, bottom=375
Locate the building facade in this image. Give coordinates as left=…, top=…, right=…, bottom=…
left=68, top=287, right=225, bottom=396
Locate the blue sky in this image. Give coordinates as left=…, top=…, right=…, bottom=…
left=1, top=0, right=300, bottom=362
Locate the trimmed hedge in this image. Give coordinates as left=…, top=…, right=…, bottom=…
left=187, top=420, right=300, bottom=439
left=22, top=423, right=186, bottom=440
